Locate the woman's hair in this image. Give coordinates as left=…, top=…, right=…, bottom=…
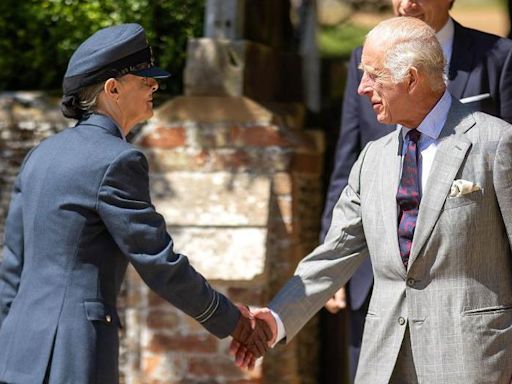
left=366, top=17, right=446, bottom=91
left=60, top=81, right=105, bottom=120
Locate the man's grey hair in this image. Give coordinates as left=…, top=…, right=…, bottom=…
left=366, top=17, right=446, bottom=91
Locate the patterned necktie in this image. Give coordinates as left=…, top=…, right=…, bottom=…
left=397, top=129, right=421, bottom=268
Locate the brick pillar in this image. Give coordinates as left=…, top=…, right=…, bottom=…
left=119, top=92, right=324, bottom=383
left=118, top=1, right=325, bottom=381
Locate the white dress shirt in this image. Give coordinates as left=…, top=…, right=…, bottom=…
left=399, top=89, right=452, bottom=193
left=436, top=18, right=455, bottom=68
left=271, top=90, right=452, bottom=345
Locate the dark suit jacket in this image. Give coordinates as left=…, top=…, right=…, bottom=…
left=0, top=114, right=239, bottom=384
left=321, top=20, right=512, bottom=310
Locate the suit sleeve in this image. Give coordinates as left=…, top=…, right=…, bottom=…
left=270, top=142, right=371, bottom=342
left=320, top=48, right=362, bottom=241
left=498, top=46, right=512, bottom=124
left=0, top=173, right=24, bottom=327
left=96, top=148, right=239, bottom=338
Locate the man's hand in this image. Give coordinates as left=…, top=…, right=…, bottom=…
left=229, top=304, right=273, bottom=369
left=251, top=307, right=277, bottom=347
left=324, top=287, right=347, bottom=314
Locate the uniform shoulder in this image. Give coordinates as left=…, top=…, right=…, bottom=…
left=32, top=121, right=143, bottom=170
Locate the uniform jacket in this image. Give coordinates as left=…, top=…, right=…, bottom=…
left=272, top=99, right=512, bottom=383
left=0, top=114, right=239, bottom=384
left=321, top=20, right=512, bottom=310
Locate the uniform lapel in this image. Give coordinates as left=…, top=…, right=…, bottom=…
left=447, top=21, right=475, bottom=98
left=408, top=99, right=475, bottom=268
left=380, top=129, right=407, bottom=276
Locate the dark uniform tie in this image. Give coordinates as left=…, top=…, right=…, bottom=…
left=397, top=129, right=421, bottom=268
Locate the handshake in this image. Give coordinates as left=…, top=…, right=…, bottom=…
left=229, top=305, right=278, bottom=369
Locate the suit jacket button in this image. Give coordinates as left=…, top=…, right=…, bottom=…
left=106, top=315, right=112, bottom=323
left=398, top=316, right=406, bottom=326
left=407, top=278, right=415, bottom=287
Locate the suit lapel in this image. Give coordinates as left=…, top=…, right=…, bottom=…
left=408, top=99, right=475, bottom=268
left=380, top=129, right=407, bottom=276
left=447, top=22, right=475, bottom=98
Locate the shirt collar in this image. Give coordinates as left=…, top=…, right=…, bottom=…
left=436, top=17, right=454, bottom=64
left=399, top=89, right=452, bottom=141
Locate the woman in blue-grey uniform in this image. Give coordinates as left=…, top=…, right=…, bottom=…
left=0, top=24, right=270, bottom=384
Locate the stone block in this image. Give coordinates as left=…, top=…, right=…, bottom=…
left=184, top=38, right=277, bottom=100
left=145, top=148, right=293, bottom=173
left=151, top=172, right=271, bottom=226
left=152, top=96, right=273, bottom=125
left=169, top=227, right=268, bottom=281
left=184, top=40, right=302, bottom=102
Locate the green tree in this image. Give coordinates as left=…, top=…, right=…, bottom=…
left=0, top=0, right=204, bottom=94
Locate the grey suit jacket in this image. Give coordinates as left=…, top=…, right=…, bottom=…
left=270, top=99, right=512, bottom=383
left=0, top=114, right=239, bottom=384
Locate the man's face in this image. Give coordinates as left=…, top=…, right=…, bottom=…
left=357, top=42, right=410, bottom=126
left=392, top=0, right=452, bottom=32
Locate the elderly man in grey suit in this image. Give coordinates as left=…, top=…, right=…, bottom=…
left=233, top=16, right=512, bottom=383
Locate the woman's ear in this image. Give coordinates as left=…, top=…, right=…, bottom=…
left=103, top=78, right=119, bottom=99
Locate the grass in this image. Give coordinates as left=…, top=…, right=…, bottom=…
left=318, top=22, right=370, bottom=58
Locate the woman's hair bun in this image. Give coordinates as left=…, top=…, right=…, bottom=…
left=61, top=94, right=85, bottom=120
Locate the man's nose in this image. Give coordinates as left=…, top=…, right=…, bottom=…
left=358, top=73, right=371, bottom=96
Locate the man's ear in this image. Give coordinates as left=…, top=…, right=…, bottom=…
left=407, top=67, right=419, bottom=93
left=103, top=78, right=118, bottom=98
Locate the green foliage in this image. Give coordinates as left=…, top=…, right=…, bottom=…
left=318, top=22, right=370, bottom=58
left=0, top=0, right=204, bottom=93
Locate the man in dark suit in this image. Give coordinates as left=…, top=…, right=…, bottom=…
left=322, top=0, right=512, bottom=381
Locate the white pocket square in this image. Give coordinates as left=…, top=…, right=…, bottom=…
left=449, top=179, right=481, bottom=198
